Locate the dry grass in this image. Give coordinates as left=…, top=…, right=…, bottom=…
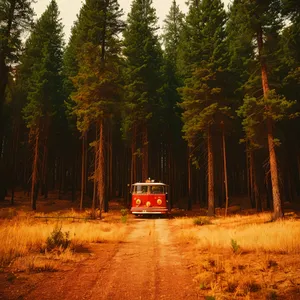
left=173, top=213, right=300, bottom=254
left=0, top=210, right=129, bottom=267
left=11, top=256, right=59, bottom=273
left=34, top=207, right=127, bottom=223
left=172, top=213, right=300, bottom=299
left=191, top=252, right=300, bottom=299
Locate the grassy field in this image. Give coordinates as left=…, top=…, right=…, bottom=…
left=0, top=208, right=129, bottom=271
left=172, top=213, right=300, bottom=299
left=1, top=203, right=300, bottom=299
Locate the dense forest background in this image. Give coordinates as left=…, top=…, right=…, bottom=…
left=0, top=0, right=300, bottom=219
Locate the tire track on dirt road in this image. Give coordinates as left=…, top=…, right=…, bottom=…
left=24, top=218, right=199, bottom=300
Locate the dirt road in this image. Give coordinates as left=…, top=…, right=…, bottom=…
left=23, top=218, right=199, bottom=300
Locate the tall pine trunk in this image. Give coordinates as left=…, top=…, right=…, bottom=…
left=221, top=123, right=229, bottom=216
left=142, top=125, right=148, bottom=181
left=0, top=70, right=5, bottom=157
left=250, top=151, right=261, bottom=211
left=188, top=146, right=192, bottom=210
left=257, top=26, right=283, bottom=220
left=249, top=148, right=254, bottom=208
left=97, top=119, right=105, bottom=219
left=92, top=126, right=98, bottom=217
left=131, top=125, right=137, bottom=184
left=0, top=60, right=8, bottom=202
left=109, top=125, right=113, bottom=200
left=41, top=116, right=50, bottom=199
left=207, top=126, right=215, bottom=216
left=31, top=129, right=40, bottom=210
left=105, top=122, right=112, bottom=212
left=10, top=119, right=20, bottom=205
left=41, top=143, right=48, bottom=198
left=80, top=133, right=86, bottom=211
left=0, top=0, right=17, bottom=201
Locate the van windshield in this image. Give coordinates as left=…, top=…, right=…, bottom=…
left=150, top=185, right=164, bottom=194
left=132, top=185, right=165, bottom=194
left=133, top=185, right=148, bottom=194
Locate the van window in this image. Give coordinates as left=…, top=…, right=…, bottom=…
left=134, top=185, right=148, bottom=194
left=150, top=185, right=164, bottom=194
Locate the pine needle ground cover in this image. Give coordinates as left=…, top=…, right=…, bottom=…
left=172, top=213, right=300, bottom=299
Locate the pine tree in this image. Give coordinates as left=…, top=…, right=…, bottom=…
left=63, top=21, right=81, bottom=122
left=22, top=0, right=64, bottom=210
left=232, top=0, right=297, bottom=220
left=179, top=0, right=228, bottom=216
left=62, top=21, right=83, bottom=203
left=162, top=0, right=184, bottom=68
left=0, top=0, right=34, bottom=200
left=226, top=0, right=260, bottom=210
left=70, top=0, right=124, bottom=214
left=122, top=0, right=164, bottom=183
left=161, top=1, right=186, bottom=207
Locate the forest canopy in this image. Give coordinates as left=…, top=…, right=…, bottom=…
left=0, top=0, right=300, bottom=220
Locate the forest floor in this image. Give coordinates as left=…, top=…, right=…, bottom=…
left=0, top=194, right=300, bottom=299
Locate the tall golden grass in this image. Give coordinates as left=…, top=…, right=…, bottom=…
left=0, top=214, right=128, bottom=266
left=174, top=213, right=300, bottom=254
left=173, top=213, right=300, bottom=299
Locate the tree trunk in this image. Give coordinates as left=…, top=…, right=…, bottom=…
left=10, top=118, right=20, bottom=205
left=71, top=159, right=76, bottom=202
left=80, top=133, right=86, bottom=211
left=187, top=146, right=192, bottom=210
left=41, top=115, right=50, bottom=198
left=92, top=126, right=98, bottom=218
left=105, top=121, right=111, bottom=212
left=0, top=63, right=7, bottom=157
left=257, top=26, right=283, bottom=220
left=221, top=123, right=229, bottom=216
left=124, top=147, right=130, bottom=205
left=207, top=126, right=215, bottom=216
left=31, top=129, right=40, bottom=211
left=131, top=125, right=137, bottom=184
left=0, top=59, right=8, bottom=201
left=142, top=125, right=148, bottom=181
left=58, top=159, right=65, bottom=200
left=98, top=119, right=105, bottom=219
left=0, top=0, right=17, bottom=201
left=248, top=147, right=254, bottom=208
left=297, top=155, right=300, bottom=186
left=41, top=143, right=48, bottom=198
left=267, top=120, right=283, bottom=219
left=0, top=1, right=15, bottom=159
left=109, top=125, right=113, bottom=200
left=250, top=151, right=261, bottom=211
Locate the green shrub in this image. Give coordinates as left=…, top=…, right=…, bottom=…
left=266, top=290, right=278, bottom=300
left=242, top=280, right=261, bottom=293
left=199, top=283, right=206, bottom=290
left=120, top=209, right=128, bottom=224
left=46, top=225, right=71, bottom=252
left=231, top=239, right=240, bottom=254
left=6, top=273, right=16, bottom=282
left=120, top=209, right=128, bottom=217
left=226, top=281, right=238, bottom=293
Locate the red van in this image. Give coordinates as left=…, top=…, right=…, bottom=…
left=130, top=182, right=169, bottom=215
